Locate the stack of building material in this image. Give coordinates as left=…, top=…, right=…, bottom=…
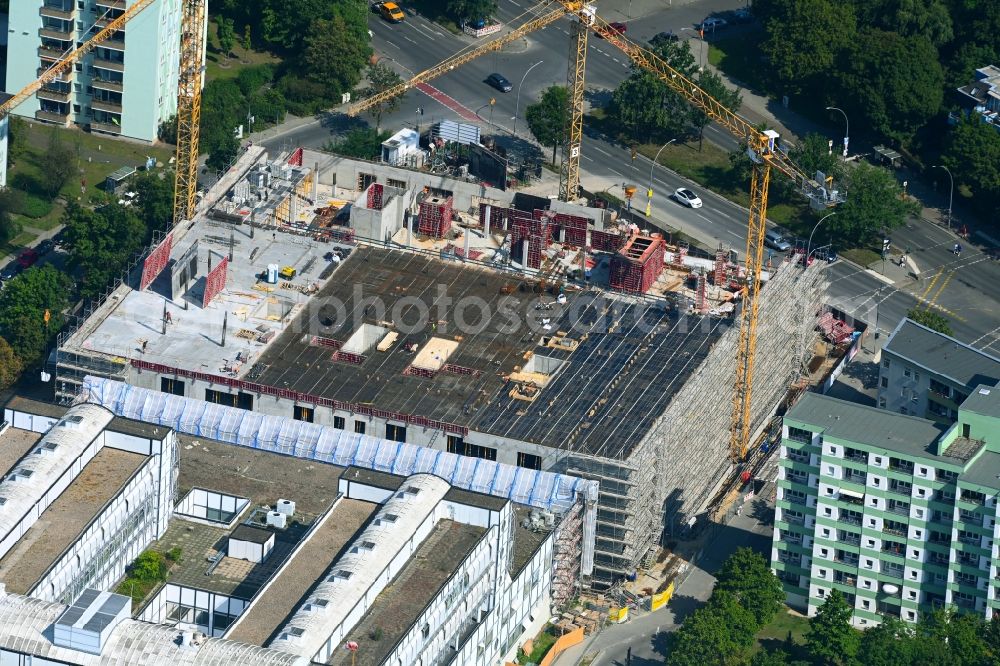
left=817, top=312, right=855, bottom=344
left=609, top=233, right=665, bottom=294
left=418, top=195, right=453, bottom=238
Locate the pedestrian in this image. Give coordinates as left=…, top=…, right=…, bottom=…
left=626, top=646, right=632, bottom=666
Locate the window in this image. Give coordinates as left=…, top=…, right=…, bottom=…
left=883, top=358, right=890, bottom=368
left=421, top=623, right=430, bottom=639
left=293, top=405, right=314, bottom=422
left=448, top=437, right=497, bottom=461
left=333, top=416, right=346, bottom=430
left=446, top=435, right=464, bottom=454
left=517, top=452, right=541, bottom=470
left=385, top=423, right=406, bottom=442
left=881, top=376, right=889, bottom=388
left=160, top=377, right=185, bottom=396
left=904, top=368, right=912, bottom=378
left=354, top=420, right=366, bottom=434
left=879, top=397, right=887, bottom=408
left=205, top=389, right=253, bottom=410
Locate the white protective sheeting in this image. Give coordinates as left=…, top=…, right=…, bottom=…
left=0, top=404, right=113, bottom=543
left=269, top=474, right=450, bottom=659
left=0, top=587, right=309, bottom=665
left=81, top=376, right=598, bottom=574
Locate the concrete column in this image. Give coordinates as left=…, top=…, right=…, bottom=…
left=484, top=205, right=491, bottom=237
left=463, top=226, right=471, bottom=261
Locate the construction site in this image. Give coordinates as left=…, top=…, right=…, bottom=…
left=49, top=142, right=842, bottom=588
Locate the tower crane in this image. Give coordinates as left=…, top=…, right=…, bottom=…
left=350, top=1, right=841, bottom=462
left=0, top=0, right=206, bottom=227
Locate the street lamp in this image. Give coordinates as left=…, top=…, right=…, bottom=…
left=805, top=212, right=836, bottom=264
left=646, top=138, right=676, bottom=216
left=512, top=59, right=544, bottom=137
left=826, top=106, right=849, bottom=158
left=932, top=164, right=954, bottom=229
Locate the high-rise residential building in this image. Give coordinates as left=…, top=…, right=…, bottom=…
left=773, top=388, right=1000, bottom=627
left=878, top=318, right=1000, bottom=424
left=6, top=0, right=182, bottom=142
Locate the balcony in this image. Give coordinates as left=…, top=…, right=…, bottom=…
left=889, top=460, right=915, bottom=474
left=844, top=451, right=867, bottom=464
left=95, top=0, right=126, bottom=8
left=784, top=514, right=805, bottom=526
left=40, top=4, right=75, bottom=20
left=840, top=515, right=863, bottom=527
left=35, top=109, right=69, bottom=123
left=91, top=78, right=124, bottom=94
left=882, top=565, right=905, bottom=579
left=37, top=86, right=71, bottom=104
left=91, top=98, right=123, bottom=113
left=787, top=451, right=811, bottom=464
left=835, top=554, right=860, bottom=567
left=839, top=533, right=861, bottom=547
left=845, top=472, right=867, bottom=485
left=40, top=26, right=73, bottom=41
left=37, top=66, right=73, bottom=82
left=958, top=534, right=980, bottom=546
left=888, top=484, right=913, bottom=497
left=90, top=120, right=121, bottom=135
left=784, top=494, right=808, bottom=506
left=882, top=543, right=906, bottom=558
left=888, top=503, right=911, bottom=516
left=883, top=525, right=907, bottom=538
left=38, top=45, right=69, bottom=60
left=92, top=56, right=125, bottom=72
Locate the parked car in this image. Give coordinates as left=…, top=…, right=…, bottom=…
left=17, top=248, right=39, bottom=270
left=650, top=31, right=679, bottom=45
left=764, top=229, right=791, bottom=251
left=485, top=73, right=512, bottom=92
left=376, top=2, right=405, bottom=22
left=1, top=264, right=21, bottom=281
left=673, top=187, right=703, bottom=209
left=37, top=239, right=56, bottom=255
left=813, top=247, right=838, bottom=263
left=700, top=17, right=728, bottom=32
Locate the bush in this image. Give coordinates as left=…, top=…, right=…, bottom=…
left=130, top=551, right=168, bottom=583
left=16, top=194, right=53, bottom=219
left=236, top=63, right=275, bottom=96
left=165, top=547, right=183, bottom=563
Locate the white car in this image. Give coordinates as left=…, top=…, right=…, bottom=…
left=673, top=187, right=703, bottom=209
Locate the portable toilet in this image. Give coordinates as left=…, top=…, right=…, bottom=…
left=266, top=264, right=279, bottom=284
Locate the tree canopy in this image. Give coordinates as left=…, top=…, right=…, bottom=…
left=0, top=337, right=22, bottom=391
left=0, top=265, right=71, bottom=366
left=365, top=62, right=405, bottom=131
left=829, top=161, right=919, bottom=246
left=942, top=113, right=1000, bottom=214
left=326, top=128, right=391, bottom=161
left=907, top=308, right=953, bottom=335
left=63, top=202, right=147, bottom=300
left=714, top=548, right=785, bottom=627
left=805, top=591, right=859, bottom=666
left=526, top=86, right=570, bottom=164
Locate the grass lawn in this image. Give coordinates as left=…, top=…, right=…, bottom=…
left=707, top=32, right=769, bottom=94
left=520, top=626, right=558, bottom=663
left=0, top=230, right=40, bottom=260
left=842, top=248, right=881, bottom=267
left=4, top=122, right=173, bottom=259
left=204, top=42, right=281, bottom=83
left=755, top=608, right=811, bottom=660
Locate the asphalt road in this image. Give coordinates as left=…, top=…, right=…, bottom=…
left=256, top=0, right=1000, bottom=352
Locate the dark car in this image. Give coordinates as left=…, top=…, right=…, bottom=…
left=650, top=31, right=679, bottom=45
left=813, top=247, right=838, bottom=263
left=37, top=239, right=56, bottom=255
left=0, top=264, right=21, bottom=281
left=17, top=248, right=39, bottom=270
left=486, top=73, right=512, bottom=92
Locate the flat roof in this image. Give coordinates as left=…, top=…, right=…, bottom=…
left=108, top=416, right=171, bottom=440
left=511, top=507, right=552, bottom=577
left=786, top=393, right=959, bottom=463
left=252, top=246, right=724, bottom=458
left=884, top=319, right=1000, bottom=389
left=327, top=520, right=486, bottom=666
left=149, top=434, right=348, bottom=598
left=225, top=498, right=376, bottom=647
left=959, top=450, right=1000, bottom=490
left=0, top=447, right=148, bottom=595
left=0, top=430, right=42, bottom=479
left=61, top=210, right=344, bottom=378
left=3, top=396, right=67, bottom=420
left=959, top=385, right=1000, bottom=419
left=230, top=525, right=275, bottom=545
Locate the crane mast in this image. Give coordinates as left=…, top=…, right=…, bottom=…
left=558, top=5, right=592, bottom=202
left=173, top=0, right=207, bottom=225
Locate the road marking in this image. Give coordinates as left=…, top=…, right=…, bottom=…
left=609, top=169, right=624, bottom=178
left=403, top=34, right=416, bottom=43
left=582, top=154, right=594, bottom=162
left=612, top=57, right=621, bottom=63
left=970, top=325, right=1000, bottom=348
left=697, top=213, right=714, bottom=224
left=928, top=270, right=954, bottom=308
left=510, top=0, right=521, bottom=5
left=386, top=40, right=400, bottom=49
left=920, top=267, right=945, bottom=300
left=592, top=146, right=613, bottom=158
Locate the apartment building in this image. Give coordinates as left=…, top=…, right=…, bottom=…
left=773, top=388, right=1000, bottom=627
left=878, top=318, right=1000, bottom=424
left=6, top=0, right=182, bottom=142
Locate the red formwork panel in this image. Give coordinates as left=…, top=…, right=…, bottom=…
left=713, top=246, right=727, bottom=285
left=367, top=183, right=384, bottom=210
left=551, top=212, right=589, bottom=246
left=511, top=213, right=551, bottom=269
left=202, top=256, right=228, bottom=307
left=591, top=229, right=624, bottom=252
left=479, top=203, right=515, bottom=231
left=287, top=147, right=304, bottom=167
left=418, top=196, right=453, bottom=238
left=140, top=232, right=173, bottom=291
left=609, top=234, right=665, bottom=294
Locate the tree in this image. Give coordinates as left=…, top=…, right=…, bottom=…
left=804, top=590, right=859, bottom=666
left=301, top=16, right=372, bottom=99
left=751, top=649, right=789, bottom=666
left=855, top=0, right=953, bottom=47
left=609, top=40, right=697, bottom=144
left=46, top=129, right=79, bottom=198
left=907, top=308, right=952, bottom=335
left=0, top=265, right=71, bottom=366
left=690, top=69, right=742, bottom=151
left=857, top=616, right=915, bottom=666
left=242, top=23, right=252, bottom=51
left=326, top=128, right=391, bottom=160
left=446, top=0, right=497, bottom=22
left=63, top=202, right=147, bottom=300
left=0, top=337, right=22, bottom=390
left=667, top=591, right=758, bottom=666
left=758, top=0, right=857, bottom=97
left=216, top=16, right=236, bottom=59
left=713, top=547, right=785, bottom=627
left=365, top=62, right=404, bottom=131
left=942, top=112, right=1000, bottom=210
left=158, top=114, right=178, bottom=145
left=131, top=171, right=175, bottom=233
left=0, top=189, right=25, bottom=246
left=526, top=86, right=570, bottom=165
left=791, top=133, right=844, bottom=183
left=205, top=131, right=240, bottom=173
left=833, top=29, right=943, bottom=144
left=830, top=161, right=918, bottom=247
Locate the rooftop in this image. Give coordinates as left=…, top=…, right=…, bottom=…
left=511, top=507, right=553, bottom=577
left=0, top=429, right=42, bottom=479
left=326, top=520, right=486, bottom=666
left=225, top=498, right=376, bottom=647
left=0, top=446, right=148, bottom=595
left=959, top=385, right=1000, bottom=419
left=958, top=450, right=1000, bottom=490
left=149, top=435, right=347, bottom=598
left=786, top=393, right=960, bottom=463
left=884, top=319, right=1000, bottom=389
left=4, top=396, right=169, bottom=440
left=252, top=245, right=725, bottom=457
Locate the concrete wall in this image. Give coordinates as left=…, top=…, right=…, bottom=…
left=302, top=149, right=514, bottom=213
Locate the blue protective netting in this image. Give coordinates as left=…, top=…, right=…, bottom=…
left=81, top=376, right=597, bottom=573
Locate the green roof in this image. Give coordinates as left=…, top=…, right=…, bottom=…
left=786, top=393, right=951, bottom=462
left=958, top=450, right=1000, bottom=491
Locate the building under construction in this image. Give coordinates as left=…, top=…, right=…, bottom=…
left=53, top=147, right=831, bottom=588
